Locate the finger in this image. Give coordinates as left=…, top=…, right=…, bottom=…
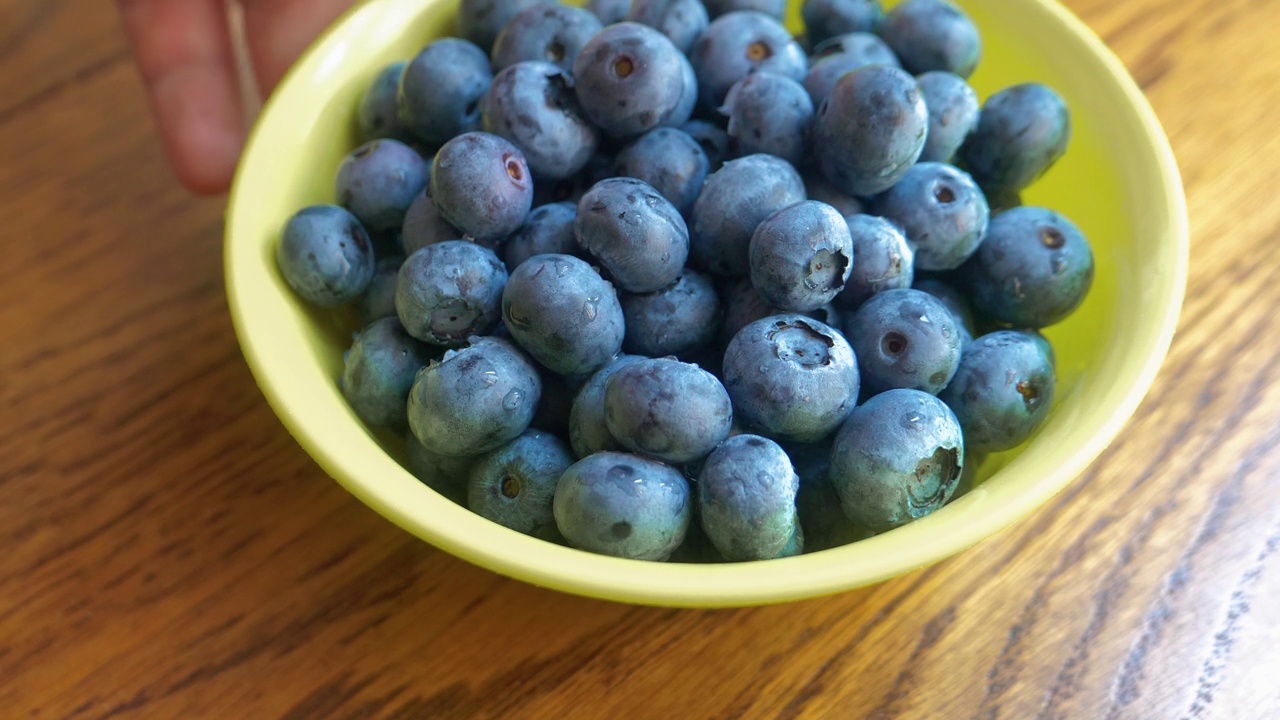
left=118, top=0, right=244, bottom=194
left=242, top=0, right=355, bottom=96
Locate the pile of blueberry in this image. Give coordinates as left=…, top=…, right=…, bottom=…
left=276, top=0, right=1093, bottom=562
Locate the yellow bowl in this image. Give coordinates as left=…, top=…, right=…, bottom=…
left=226, top=0, right=1187, bottom=607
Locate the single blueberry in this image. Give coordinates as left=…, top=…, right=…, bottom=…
left=938, top=330, right=1056, bottom=453
left=879, top=0, right=981, bottom=78
left=749, top=201, right=854, bottom=312
left=960, top=83, right=1072, bottom=195
left=457, top=0, right=557, bottom=52
left=627, top=0, right=709, bottom=54
left=604, top=358, right=734, bottom=464
left=568, top=353, right=646, bottom=458
left=357, top=61, right=411, bottom=142
left=815, top=64, right=927, bottom=197
left=843, top=287, right=961, bottom=396
left=721, top=72, right=814, bottom=167
left=613, top=127, right=710, bottom=216
left=911, top=277, right=974, bottom=346
left=492, top=5, right=602, bottom=72
left=681, top=120, right=733, bottom=171
left=957, top=206, right=1095, bottom=328
left=430, top=132, right=534, bottom=242
left=399, top=38, right=493, bottom=145
left=835, top=214, right=914, bottom=311
left=406, top=431, right=476, bottom=505
left=698, top=434, right=800, bottom=560
left=703, top=0, right=785, bottom=20
left=358, top=255, right=404, bottom=326
left=335, top=139, right=430, bottom=233
left=396, top=241, right=508, bottom=346
left=690, top=154, right=805, bottom=277
left=573, top=23, right=694, bottom=138
left=917, top=70, right=980, bottom=163
left=481, top=62, right=600, bottom=181
left=802, top=32, right=900, bottom=108
left=621, top=270, right=723, bottom=357
left=407, top=336, right=542, bottom=456
left=503, top=201, right=581, bottom=272
left=789, top=439, right=873, bottom=551
left=468, top=429, right=576, bottom=541
left=401, top=191, right=463, bottom=255
left=830, top=388, right=964, bottom=531
left=553, top=451, right=692, bottom=560
left=874, top=162, right=989, bottom=271
left=690, top=11, right=807, bottom=111
left=803, top=0, right=883, bottom=46
left=277, top=205, right=375, bottom=307
left=722, top=314, right=860, bottom=442
left=587, top=0, right=632, bottom=24
left=502, top=253, right=626, bottom=375
left=340, top=317, right=436, bottom=428
left=804, top=171, right=865, bottom=218
left=575, top=177, right=689, bottom=293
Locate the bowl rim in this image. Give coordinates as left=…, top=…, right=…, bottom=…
left=225, top=0, right=1189, bottom=607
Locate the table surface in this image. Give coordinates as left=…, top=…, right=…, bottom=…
left=4, top=0, right=1279, bottom=718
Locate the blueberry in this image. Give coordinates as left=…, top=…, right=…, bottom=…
left=587, top=0, right=631, bottom=24
left=396, top=241, right=508, bottom=346
left=690, top=12, right=807, bottom=111
left=843, top=287, right=961, bottom=396
left=911, top=277, right=974, bottom=346
left=457, top=0, right=557, bottom=52
left=804, top=171, right=865, bottom=218
left=938, top=330, right=1056, bottom=453
left=430, top=132, right=534, bottom=242
left=722, top=315, right=859, bottom=442
left=604, top=358, right=734, bottom=463
left=407, top=336, right=542, bottom=456
left=568, top=353, right=646, bottom=457
left=492, top=5, right=602, bottom=73
left=774, top=524, right=805, bottom=557
left=503, top=201, right=580, bottom=272
left=406, top=431, right=476, bottom=505
left=401, top=191, right=463, bottom=255
left=698, top=434, right=800, bottom=560
left=957, top=206, right=1095, bottom=328
left=627, top=0, right=709, bottom=54
left=830, top=388, right=964, bottom=531
left=960, top=83, right=1072, bottom=195
left=621, top=270, right=723, bottom=357
left=789, top=439, right=872, bottom=551
left=358, top=255, right=404, bottom=326
left=874, top=162, right=989, bottom=271
left=703, top=0, right=786, bottom=20
left=614, top=128, right=710, bottom=216
left=749, top=201, right=854, bottom=312
left=879, top=0, right=981, bottom=78
left=358, top=62, right=411, bottom=142
left=277, top=205, right=375, bottom=307
left=502, top=253, right=626, bottom=374
left=573, top=23, right=693, bottom=138
left=718, top=277, right=842, bottom=347
left=690, top=154, right=805, bottom=277
left=835, top=214, right=914, bottom=311
left=575, top=177, right=689, bottom=293
left=553, top=451, right=692, bottom=560
left=468, top=429, right=575, bottom=540
left=917, top=71, right=979, bottom=163
left=802, top=32, right=900, bottom=108
left=481, top=62, right=600, bottom=181
left=815, top=65, right=926, bottom=197
left=681, top=120, right=733, bottom=171
left=399, top=38, right=492, bottom=146
left=721, top=73, right=814, bottom=167
left=803, top=0, right=883, bottom=46
left=340, top=317, right=435, bottom=428
left=335, top=140, right=430, bottom=233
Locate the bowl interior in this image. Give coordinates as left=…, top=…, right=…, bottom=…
left=226, top=0, right=1186, bottom=606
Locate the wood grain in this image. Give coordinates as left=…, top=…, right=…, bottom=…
left=3, top=0, right=1279, bottom=717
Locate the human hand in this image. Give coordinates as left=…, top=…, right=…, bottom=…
left=118, top=0, right=357, bottom=194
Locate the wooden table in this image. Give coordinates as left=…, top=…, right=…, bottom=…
left=3, top=0, right=1278, bottom=717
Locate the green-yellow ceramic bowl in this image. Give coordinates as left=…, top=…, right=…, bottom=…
left=226, top=0, right=1188, bottom=607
